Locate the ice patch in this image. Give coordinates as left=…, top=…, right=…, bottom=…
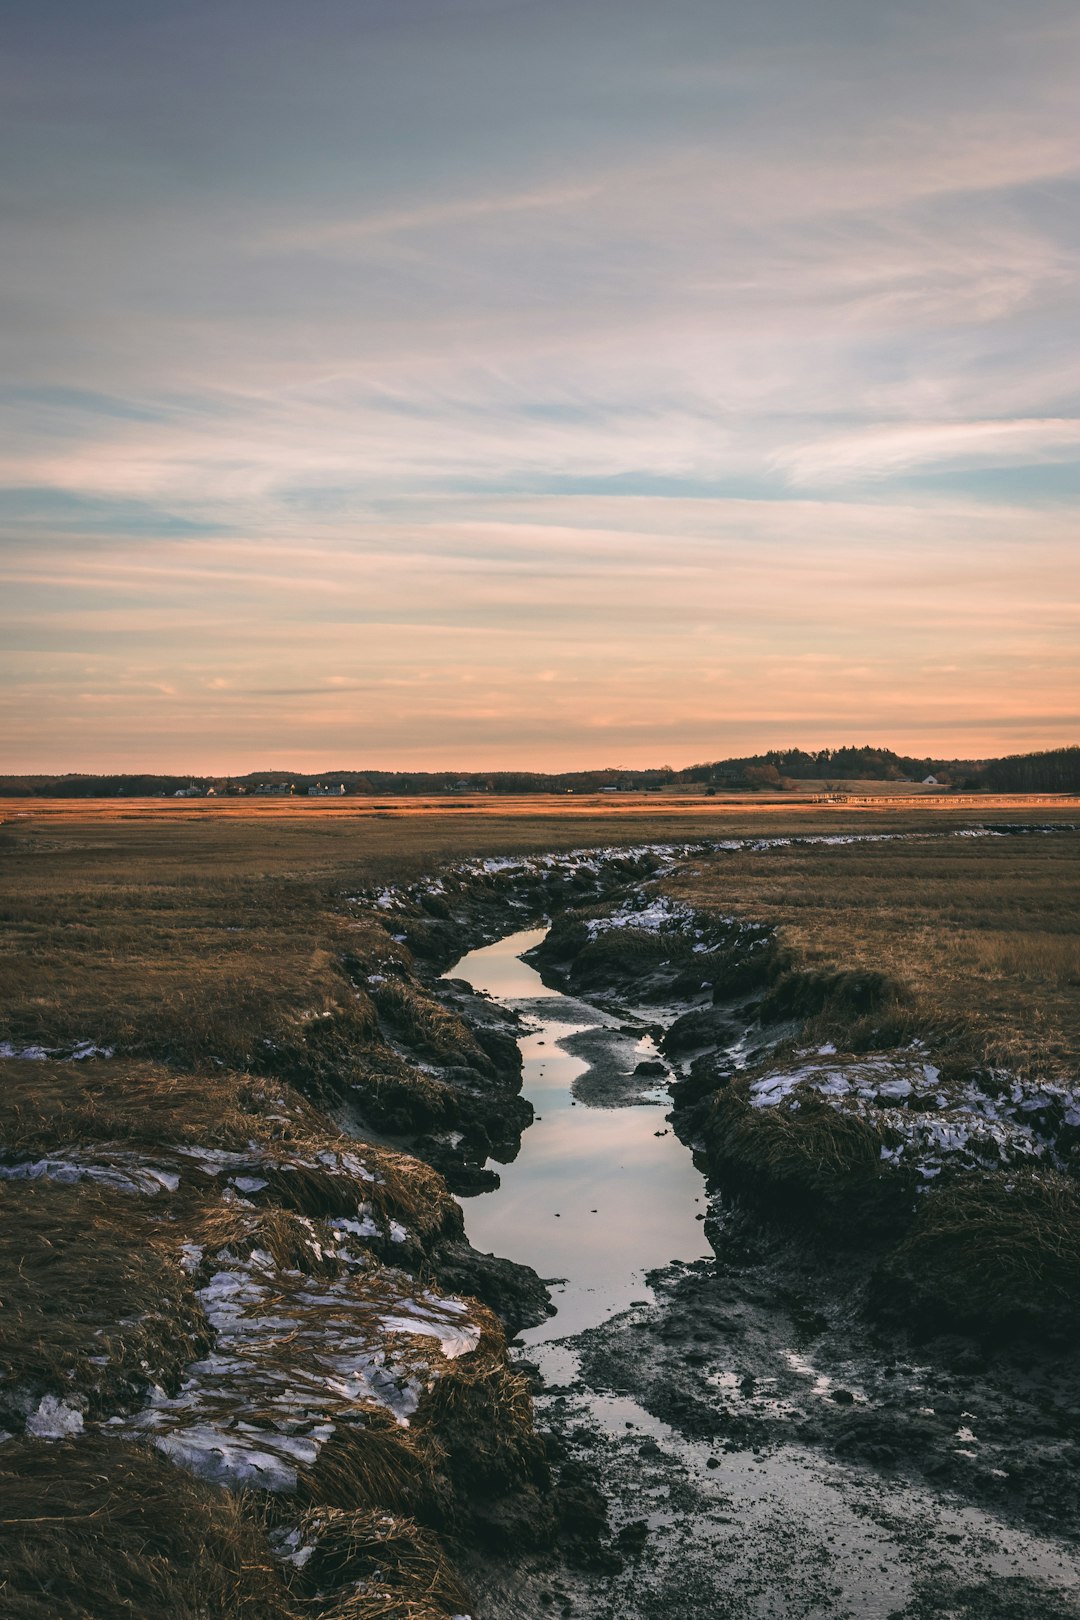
left=582, top=895, right=694, bottom=938
left=0, top=1041, right=113, bottom=1061
left=742, top=1051, right=1073, bottom=1180
left=120, top=1251, right=481, bottom=1492
left=331, top=1213, right=380, bottom=1241
left=0, top=1157, right=179, bottom=1196
left=26, top=1394, right=84, bottom=1439
left=154, top=1425, right=306, bottom=1492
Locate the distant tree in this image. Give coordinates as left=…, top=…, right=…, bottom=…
left=743, top=763, right=782, bottom=789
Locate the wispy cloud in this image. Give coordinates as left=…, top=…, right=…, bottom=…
left=2, top=0, right=1079, bottom=766
left=777, top=418, right=1080, bottom=486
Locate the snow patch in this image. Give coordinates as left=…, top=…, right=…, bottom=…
left=26, top=1394, right=84, bottom=1439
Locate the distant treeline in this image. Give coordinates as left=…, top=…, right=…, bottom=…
left=0, top=768, right=677, bottom=797
left=683, top=745, right=983, bottom=788
left=1, top=745, right=1077, bottom=797
left=982, top=746, right=1080, bottom=795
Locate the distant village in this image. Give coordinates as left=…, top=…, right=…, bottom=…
left=171, top=778, right=506, bottom=798
left=173, top=780, right=353, bottom=797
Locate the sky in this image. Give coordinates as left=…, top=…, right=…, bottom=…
left=2, top=0, right=1078, bottom=772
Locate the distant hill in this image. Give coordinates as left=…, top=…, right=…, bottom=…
left=682, top=745, right=986, bottom=789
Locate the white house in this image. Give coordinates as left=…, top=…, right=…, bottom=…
left=308, top=782, right=346, bottom=796
left=922, top=775, right=939, bottom=786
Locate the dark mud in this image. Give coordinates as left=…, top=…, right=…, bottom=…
left=334, top=838, right=1080, bottom=1616
left=424, top=888, right=1080, bottom=1618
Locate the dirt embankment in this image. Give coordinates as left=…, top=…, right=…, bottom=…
left=0, top=844, right=676, bottom=1619
left=526, top=863, right=1080, bottom=1553
left=6, top=829, right=1078, bottom=1618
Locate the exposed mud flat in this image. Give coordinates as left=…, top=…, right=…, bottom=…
left=438, top=903, right=1080, bottom=1619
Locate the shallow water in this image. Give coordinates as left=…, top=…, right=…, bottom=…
left=445, top=927, right=710, bottom=1364
left=449, top=928, right=1080, bottom=1616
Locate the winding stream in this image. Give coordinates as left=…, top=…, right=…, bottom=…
left=447, top=923, right=1080, bottom=1619
left=445, top=926, right=710, bottom=1373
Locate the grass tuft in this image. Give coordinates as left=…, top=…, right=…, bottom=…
left=879, top=1167, right=1080, bottom=1333
left=290, top=1506, right=468, bottom=1616
left=0, top=1180, right=208, bottom=1428
left=704, top=1084, right=909, bottom=1229
left=0, top=1435, right=294, bottom=1620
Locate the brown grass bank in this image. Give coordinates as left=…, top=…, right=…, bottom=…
left=664, top=825, right=1080, bottom=1076
left=2, top=797, right=1078, bottom=1614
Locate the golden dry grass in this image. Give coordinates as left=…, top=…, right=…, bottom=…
left=666, top=828, right=1080, bottom=1075
left=2, top=792, right=1072, bottom=1065
left=0, top=1435, right=295, bottom=1620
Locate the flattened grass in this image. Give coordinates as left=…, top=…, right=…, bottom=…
left=0, top=1054, right=462, bottom=1247
left=0, top=1181, right=208, bottom=1429
left=0, top=1435, right=294, bottom=1620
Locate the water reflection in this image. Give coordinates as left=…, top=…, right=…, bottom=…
left=445, top=927, right=710, bottom=1353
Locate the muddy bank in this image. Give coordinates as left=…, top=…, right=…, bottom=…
left=6, top=828, right=1078, bottom=1619
left=0, top=841, right=713, bottom=1620
left=444, top=864, right=1080, bottom=1617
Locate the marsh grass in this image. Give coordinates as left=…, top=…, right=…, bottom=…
left=666, top=828, right=1080, bottom=1075
left=0, top=1055, right=461, bottom=1248
left=297, top=1419, right=440, bottom=1522
left=880, top=1168, right=1080, bottom=1332
left=290, top=1507, right=469, bottom=1616
left=703, top=1085, right=912, bottom=1232
left=369, top=979, right=491, bottom=1071
left=0, top=1436, right=295, bottom=1620
left=5, top=796, right=1034, bottom=1063
left=0, top=1058, right=302, bottom=1155
left=347, top=1051, right=460, bottom=1134
left=2, top=799, right=1077, bottom=1611
left=0, top=1181, right=208, bottom=1428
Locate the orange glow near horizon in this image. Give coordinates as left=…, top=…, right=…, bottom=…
left=2, top=4, right=1078, bottom=769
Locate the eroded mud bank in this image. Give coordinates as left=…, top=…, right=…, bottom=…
left=401, top=842, right=1080, bottom=1620
left=5, top=828, right=1078, bottom=1619
left=0, top=841, right=709, bottom=1618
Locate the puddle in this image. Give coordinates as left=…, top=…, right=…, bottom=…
left=445, top=927, right=711, bottom=1367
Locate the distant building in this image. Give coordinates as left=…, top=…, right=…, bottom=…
left=254, top=782, right=294, bottom=796
left=922, top=775, right=939, bottom=786
left=308, top=782, right=346, bottom=796
left=173, top=785, right=203, bottom=797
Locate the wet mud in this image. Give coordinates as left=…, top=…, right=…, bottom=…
left=434, top=906, right=1080, bottom=1619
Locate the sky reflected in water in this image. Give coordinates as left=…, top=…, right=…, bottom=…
left=446, top=927, right=710, bottom=1348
